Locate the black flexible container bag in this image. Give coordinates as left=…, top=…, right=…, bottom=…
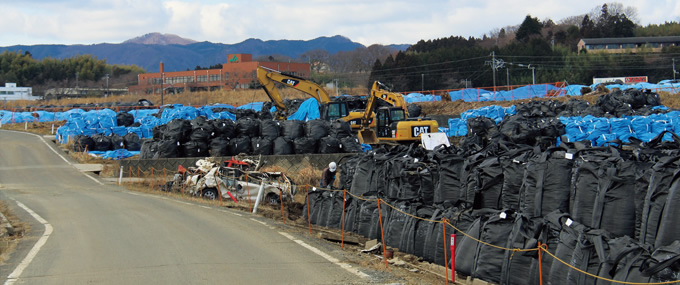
left=152, top=124, right=166, bottom=140
left=400, top=205, right=436, bottom=256
left=236, top=117, right=260, bottom=138
left=272, top=137, right=294, bottom=155
left=123, top=133, right=142, bottom=151
left=212, top=119, right=236, bottom=138
left=383, top=201, right=417, bottom=249
left=156, top=139, right=180, bottom=158
left=639, top=156, right=680, bottom=245
left=259, top=120, right=281, bottom=140
left=163, top=119, right=192, bottom=142
left=139, top=139, right=158, bottom=159
left=116, top=112, right=134, bottom=127
left=209, top=137, right=230, bottom=157
left=229, top=136, right=251, bottom=155
left=293, top=137, right=317, bottom=154
left=520, top=147, right=573, bottom=217
left=655, top=170, right=680, bottom=248
left=110, top=134, right=125, bottom=150
left=72, top=135, right=95, bottom=152
left=318, top=136, right=341, bottom=154
left=281, top=120, right=304, bottom=140
left=472, top=210, right=517, bottom=284
left=329, top=119, right=353, bottom=139
left=303, top=189, right=324, bottom=224
left=339, top=136, right=363, bottom=153
left=251, top=137, right=274, bottom=155
left=92, top=134, right=112, bottom=151
left=305, top=119, right=329, bottom=141
left=181, top=140, right=208, bottom=157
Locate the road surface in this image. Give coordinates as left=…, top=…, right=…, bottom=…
left=0, top=130, right=368, bottom=284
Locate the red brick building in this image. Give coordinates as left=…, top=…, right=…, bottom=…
left=129, top=54, right=310, bottom=95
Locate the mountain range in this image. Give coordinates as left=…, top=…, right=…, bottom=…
left=1, top=33, right=410, bottom=72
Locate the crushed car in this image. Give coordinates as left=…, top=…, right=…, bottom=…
left=166, top=157, right=296, bottom=205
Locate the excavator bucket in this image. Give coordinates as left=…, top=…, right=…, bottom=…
left=358, top=129, right=379, bottom=144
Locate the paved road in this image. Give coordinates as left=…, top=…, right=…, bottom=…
left=0, top=130, right=366, bottom=284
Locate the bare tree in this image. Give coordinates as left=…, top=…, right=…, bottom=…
left=588, top=2, right=639, bottom=24
left=559, top=15, right=586, bottom=27
left=298, top=49, right=331, bottom=72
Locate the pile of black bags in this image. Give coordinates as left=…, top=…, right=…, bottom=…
left=305, top=131, right=680, bottom=284
left=136, top=116, right=363, bottom=159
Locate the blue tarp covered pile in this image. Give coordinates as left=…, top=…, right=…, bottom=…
left=447, top=105, right=517, bottom=136
left=56, top=105, right=236, bottom=144
left=87, top=149, right=140, bottom=160
left=287, top=98, right=321, bottom=121
left=448, top=84, right=564, bottom=102
left=560, top=112, right=680, bottom=146
left=405, top=93, right=442, bottom=103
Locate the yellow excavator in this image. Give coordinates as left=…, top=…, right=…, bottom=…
left=256, top=66, right=358, bottom=122
left=357, top=81, right=439, bottom=144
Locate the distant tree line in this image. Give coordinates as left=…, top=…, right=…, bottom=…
left=0, top=51, right=144, bottom=93
left=369, top=3, right=680, bottom=92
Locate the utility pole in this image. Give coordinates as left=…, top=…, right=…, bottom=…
left=486, top=52, right=504, bottom=91
left=506, top=67, right=510, bottom=87
left=674, top=58, right=677, bottom=81
left=161, top=72, right=164, bottom=105
left=105, top=74, right=109, bottom=97
left=421, top=74, right=424, bottom=91
left=491, top=52, right=496, bottom=89
left=335, top=79, right=339, bottom=96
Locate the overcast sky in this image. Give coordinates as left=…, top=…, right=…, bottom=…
left=1, top=0, right=678, bottom=47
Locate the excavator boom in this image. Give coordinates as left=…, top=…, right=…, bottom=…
left=256, top=66, right=347, bottom=121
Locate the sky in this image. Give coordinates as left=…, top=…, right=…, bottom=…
left=1, top=0, right=678, bottom=47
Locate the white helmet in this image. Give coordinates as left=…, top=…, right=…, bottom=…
left=329, top=162, right=337, bottom=172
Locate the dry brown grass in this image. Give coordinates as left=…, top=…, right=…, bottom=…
left=0, top=200, right=29, bottom=264
left=0, top=121, right=61, bottom=135
left=3, top=86, right=370, bottom=111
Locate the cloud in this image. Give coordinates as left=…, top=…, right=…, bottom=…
left=1, top=0, right=679, bottom=47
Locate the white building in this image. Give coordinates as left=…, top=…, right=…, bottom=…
left=0, top=83, right=38, bottom=101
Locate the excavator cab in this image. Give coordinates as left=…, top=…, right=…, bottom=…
left=321, top=102, right=349, bottom=121
left=376, top=107, right=405, bottom=137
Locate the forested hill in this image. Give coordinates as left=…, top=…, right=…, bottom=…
left=1, top=35, right=408, bottom=73
left=369, top=4, right=680, bottom=92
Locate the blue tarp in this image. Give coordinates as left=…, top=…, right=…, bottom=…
left=88, top=149, right=140, bottom=160
left=237, top=102, right=265, bottom=111
left=405, top=93, right=441, bottom=103
left=560, top=113, right=680, bottom=146
left=447, top=105, right=516, bottom=136
left=287, top=98, right=321, bottom=121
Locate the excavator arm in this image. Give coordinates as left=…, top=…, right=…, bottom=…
left=256, top=66, right=332, bottom=120
left=358, top=81, right=409, bottom=144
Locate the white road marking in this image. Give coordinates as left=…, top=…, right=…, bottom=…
left=250, top=218, right=268, bottom=226
left=3, top=130, right=105, bottom=186
left=278, top=232, right=369, bottom=279
left=5, top=200, right=53, bottom=285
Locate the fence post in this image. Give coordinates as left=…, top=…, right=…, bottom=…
left=118, top=166, right=124, bottom=185
left=539, top=241, right=544, bottom=285
left=128, top=166, right=133, bottom=186
left=137, top=166, right=141, bottom=187
left=341, top=189, right=346, bottom=249
left=246, top=174, right=252, bottom=212
left=451, top=234, right=456, bottom=283
left=377, top=199, right=388, bottom=267
left=150, top=167, right=155, bottom=191
left=279, top=179, right=285, bottom=224
left=443, top=219, right=449, bottom=285
left=306, top=185, right=311, bottom=235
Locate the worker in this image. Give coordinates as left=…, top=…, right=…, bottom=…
left=320, top=162, right=337, bottom=189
